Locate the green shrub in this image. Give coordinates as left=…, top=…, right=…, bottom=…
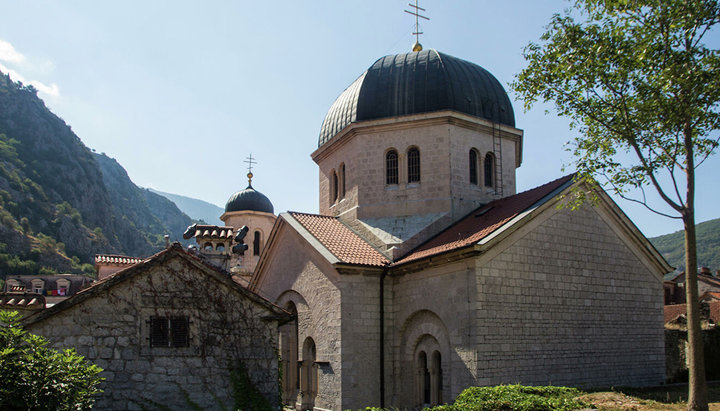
left=0, top=311, right=104, bottom=410
left=438, top=384, right=588, bottom=411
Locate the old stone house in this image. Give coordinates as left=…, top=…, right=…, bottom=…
left=24, top=244, right=290, bottom=409
left=4, top=273, right=94, bottom=306
left=243, top=48, right=671, bottom=410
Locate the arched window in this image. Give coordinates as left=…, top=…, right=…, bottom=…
left=253, top=231, right=261, bottom=256
left=331, top=170, right=338, bottom=203
left=203, top=242, right=213, bottom=251
left=417, top=351, right=430, bottom=406
left=386, top=150, right=398, bottom=185
left=469, top=149, right=479, bottom=185
left=280, top=302, right=299, bottom=405
left=408, top=147, right=420, bottom=183
left=431, top=351, right=443, bottom=405
left=301, top=337, right=318, bottom=409
left=339, top=163, right=346, bottom=199
left=484, top=152, right=495, bottom=188
left=215, top=243, right=225, bottom=251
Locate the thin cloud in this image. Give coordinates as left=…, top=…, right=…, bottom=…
left=0, top=62, right=60, bottom=97
left=0, top=39, right=25, bottom=64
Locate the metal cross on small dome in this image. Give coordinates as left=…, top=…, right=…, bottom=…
left=244, top=154, right=257, bottom=186
left=404, top=0, right=429, bottom=52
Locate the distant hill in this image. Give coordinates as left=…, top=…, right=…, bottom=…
left=650, top=218, right=720, bottom=271
left=148, top=189, right=224, bottom=226
left=0, top=71, right=192, bottom=277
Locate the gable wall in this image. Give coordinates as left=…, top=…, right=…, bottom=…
left=255, top=227, right=344, bottom=410
left=27, top=257, right=281, bottom=410
left=474, top=203, right=665, bottom=387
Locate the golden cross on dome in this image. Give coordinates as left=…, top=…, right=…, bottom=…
left=404, top=0, right=429, bottom=52
left=244, top=153, right=257, bottom=186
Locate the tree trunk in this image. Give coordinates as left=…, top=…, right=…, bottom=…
left=684, top=119, right=708, bottom=411
left=685, top=211, right=708, bottom=411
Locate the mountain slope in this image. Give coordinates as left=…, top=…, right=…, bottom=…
left=0, top=71, right=192, bottom=276
left=650, top=218, right=720, bottom=271
left=149, top=188, right=224, bottom=226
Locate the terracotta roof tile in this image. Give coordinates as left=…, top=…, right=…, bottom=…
left=395, top=174, right=575, bottom=265
left=94, top=254, right=144, bottom=265
left=289, top=212, right=390, bottom=267
left=664, top=301, right=720, bottom=324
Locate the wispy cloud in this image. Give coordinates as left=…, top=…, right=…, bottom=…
left=0, top=39, right=25, bottom=64
left=0, top=39, right=59, bottom=98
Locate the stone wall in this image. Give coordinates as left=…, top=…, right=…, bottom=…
left=666, top=328, right=720, bottom=383
left=27, top=256, right=281, bottom=410
left=474, top=203, right=665, bottom=388
left=314, top=113, right=520, bottom=225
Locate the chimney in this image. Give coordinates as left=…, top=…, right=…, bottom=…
left=164, top=235, right=170, bottom=248
left=700, top=267, right=711, bottom=275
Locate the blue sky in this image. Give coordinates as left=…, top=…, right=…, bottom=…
left=0, top=1, right=717, bottom=238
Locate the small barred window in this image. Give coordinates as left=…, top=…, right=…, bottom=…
left=150, top=316, right=189, bottom=348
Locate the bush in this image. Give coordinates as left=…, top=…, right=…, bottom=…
left=0, top=311, right=104, bottom=410
left=435, top=384, right=588, bottom=411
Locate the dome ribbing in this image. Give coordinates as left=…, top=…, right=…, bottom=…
left=318, top=49, right=515, bottom=146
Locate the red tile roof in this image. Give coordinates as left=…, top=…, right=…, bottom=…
left=289, top=212, right=390, bottom=267
left=664, top=301, right=720, bottom=324
left=193, top=225, right=235, bottom=239
left=95, top=255, right=144, bottom=265
left=396, top=174, right=575, bottom=265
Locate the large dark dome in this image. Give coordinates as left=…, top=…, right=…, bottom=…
left=318, top=49, right=515, bottom=147
left=225, top=185, right=274, bottom=214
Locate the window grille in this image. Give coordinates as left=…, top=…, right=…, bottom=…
left=408, top=148, right=420, bottom=183
left=469, top=149, right=478, bottom=185
left=150, top=316, right=189, bottom=348
left=484, top=153, right=495, bottom=188
left=386, top=150, right=398, bottom=185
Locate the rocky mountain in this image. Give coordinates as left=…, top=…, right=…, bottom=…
left=0, top=72, right=192, bottom=277
left=149, top=188, right=224, bottom=226
left=650, top=217, right=720, bottom=271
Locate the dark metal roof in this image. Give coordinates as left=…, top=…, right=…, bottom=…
left=225, top=185, right=274, bottom=214
left=318, top=49, right=515, bottom=146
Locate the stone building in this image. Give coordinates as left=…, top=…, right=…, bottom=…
left=24, top=244, right=290, bottom=409
left=247, top=48, right=671, bottom=410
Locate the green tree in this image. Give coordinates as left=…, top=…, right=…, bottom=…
left=512, top=1, right=720, bottom=410
left=0, top=311, right=104, bottom=410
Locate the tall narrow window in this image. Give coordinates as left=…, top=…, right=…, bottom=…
left=253, top=231, right=261, bottom=256
left=469, top=149, right=479, bottom=185
left=331, top=170, right=338, bottom=203
left=340, top=163, right=346, bottom=199
left=386, top=150, right=398, bottom=185
left=408, top=147, right=421, bottom=183
left=484, top=152, right=495, bottom=188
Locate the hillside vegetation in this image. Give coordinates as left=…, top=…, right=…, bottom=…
left=650, top=218, right=720, bottom=271
left=0, top=72, right=192, bottom=277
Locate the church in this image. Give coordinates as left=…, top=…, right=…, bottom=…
left=189, top=46, right=670, bottom=410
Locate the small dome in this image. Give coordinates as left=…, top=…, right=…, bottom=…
left=225, top=185, right=274, bottom=214
left=318, top=49, right=515, bottom=146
